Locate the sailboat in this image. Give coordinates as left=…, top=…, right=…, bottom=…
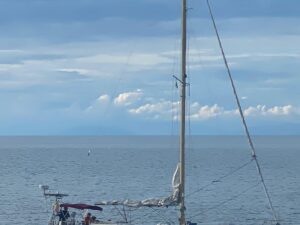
left=42, top=1, right=281, bottom=225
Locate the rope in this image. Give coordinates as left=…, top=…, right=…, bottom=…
left=149, top=207, right=176, bottom=225
left=189, top=182, right=260, bottom=220
left=205, top=1, right=280, bottom=224
left=171, top=78, right=176, bottom=136
left=186, top=159, right=253, bottom=198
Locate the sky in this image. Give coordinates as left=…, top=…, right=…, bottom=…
left=0, top=0, right=300, bottom=135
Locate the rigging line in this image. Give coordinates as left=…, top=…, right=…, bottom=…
left=149, top=207, right=176, bottom=225
left=186, top=5, right=192, bottom=185
left=205, top=0, right=280, bottom=224
left=171, top=22, right=181, bottom=138
left=102, top=48, right=134, bottom=118
left=171, top=78, right=175, bottom=136
left=189, top=182, right=261, bottom=220
left=176, top=87, right=180, bottom=132
left=112, top=206, right=127, bottom=222
left=130, top=212, right=153, bottom=224
left=171, top=36, right=180, bottom=78
left=187, top=85, right=192, bottom=166
left=186, top=10, right=196, bottom=204
left=185, top=159, right=253, bottom=198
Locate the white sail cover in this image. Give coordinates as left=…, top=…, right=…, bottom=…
left=96, top=164, right=180, bottom=208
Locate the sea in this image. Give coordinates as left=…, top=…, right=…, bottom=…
left=0, top=136, right=299, bottom=225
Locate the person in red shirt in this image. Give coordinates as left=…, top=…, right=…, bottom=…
left=84, top=212, right=92, bottom=225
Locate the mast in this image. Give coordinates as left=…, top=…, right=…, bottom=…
left=179, top=0, right=187, bottom=225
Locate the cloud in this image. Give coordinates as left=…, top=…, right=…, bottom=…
left=129, top=100, right=230, bottom=120
left=129, top=100, right=179, bottom=120
left=84, top=89, right=144, bottom=114
left=56, top=68, right=92, bottom=76
left=190, top=104, right=226, bottom=120
left=268, top=105, right=293, bottom=115
left=128, top=97, right=300, bottom=121
left=0, top=63, right=22, bottom=72
left=114, top=89, right=143, bottom=106
left=244, top=104, right=296, bottom=117
left=1, top=1, right=300, bottom=135
left=183, top=47, right=300, bottom=71
left=85, top=94, right=111, bottom=113
left=83, top=90, right=150, bottom=124
left=97, top=94, right=110, bottom=103
left=73, top=51, right=173, bottom=75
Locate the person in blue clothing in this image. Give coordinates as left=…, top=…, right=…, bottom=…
left=58, top=207, right=70, bottom=224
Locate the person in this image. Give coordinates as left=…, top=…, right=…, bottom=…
left=58, top=207, right=70, bottom=225
left=84, top=212, right=92, bottom=225
left=52, top=202, right=60, bottom=215
left=91, top=216, right=97, bottom=223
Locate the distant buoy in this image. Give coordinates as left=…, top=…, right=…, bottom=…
left=88, top=150, right=91, bottom=156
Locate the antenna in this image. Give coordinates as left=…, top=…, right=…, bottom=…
left=39, top=184, right=49, bottom=196
left=39, top=185, right=68, bottom=201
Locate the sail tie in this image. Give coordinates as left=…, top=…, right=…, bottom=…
left=205, top=0, right=280, bottom=224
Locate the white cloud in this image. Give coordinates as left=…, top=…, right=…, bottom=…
left=97, top=94, right=110, bottom=103
left=0, top=49, right=24, bottom=54
left=129, top=100, right=230, bottom=120
left=190, top=104, right=225, bottom=120
left=129, top=98, right=300, bottom=121
left=79, top=53, right=171, bottom=66
left=191, top=104, right=300, bottom=119
left=0, top=63, right=22, bottom=72
left=85, top=94, right=111, bottom=113
left=85, top=90, right=143, bottom=115
left=56, top=68, right=92, bottom=76
left=244, top=104, right=296, bottom=116
left=114, top=89, right=143, bottom=106
left=129, top=100, right=179, bottom=119
left=185, top=47, right=300, bottom=70
left=267, top=105, right=293, bottom=115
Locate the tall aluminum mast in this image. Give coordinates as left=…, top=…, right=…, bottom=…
left=179, top=0, right=187, bottom=224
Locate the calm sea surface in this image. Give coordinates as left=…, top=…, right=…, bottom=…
left=0, top=136, right=299, bottom=225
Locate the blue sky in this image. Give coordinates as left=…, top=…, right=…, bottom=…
left=0, top=0, right=299, bottom=135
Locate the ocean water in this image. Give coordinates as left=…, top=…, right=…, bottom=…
left=0, top=136, right=299, bottom=225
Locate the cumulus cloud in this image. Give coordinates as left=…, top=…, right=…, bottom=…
left=129, top=100, right=179, bottom=119
left=85, top=94, right=111, bottom=113
left=84, top=90, right=300, bottom=122
left=85, top=90, right=144, bottom=114
left=97, top=94, right=110, bottom=103
left=244, top=104, right=295, bottom=116
left=30, top=87, right=299, bottom=134
left=129, top=100, right=232, bottom=120
left=190, top=104, right=225, bottom=120
left=114, top=89, right=143, bottom=106
left=267, top=105, right=293, bottom=115
left=129, top=98, right=300, bottom=121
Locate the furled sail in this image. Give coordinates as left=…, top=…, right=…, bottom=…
left=95, top=164, right=180, bottom=208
